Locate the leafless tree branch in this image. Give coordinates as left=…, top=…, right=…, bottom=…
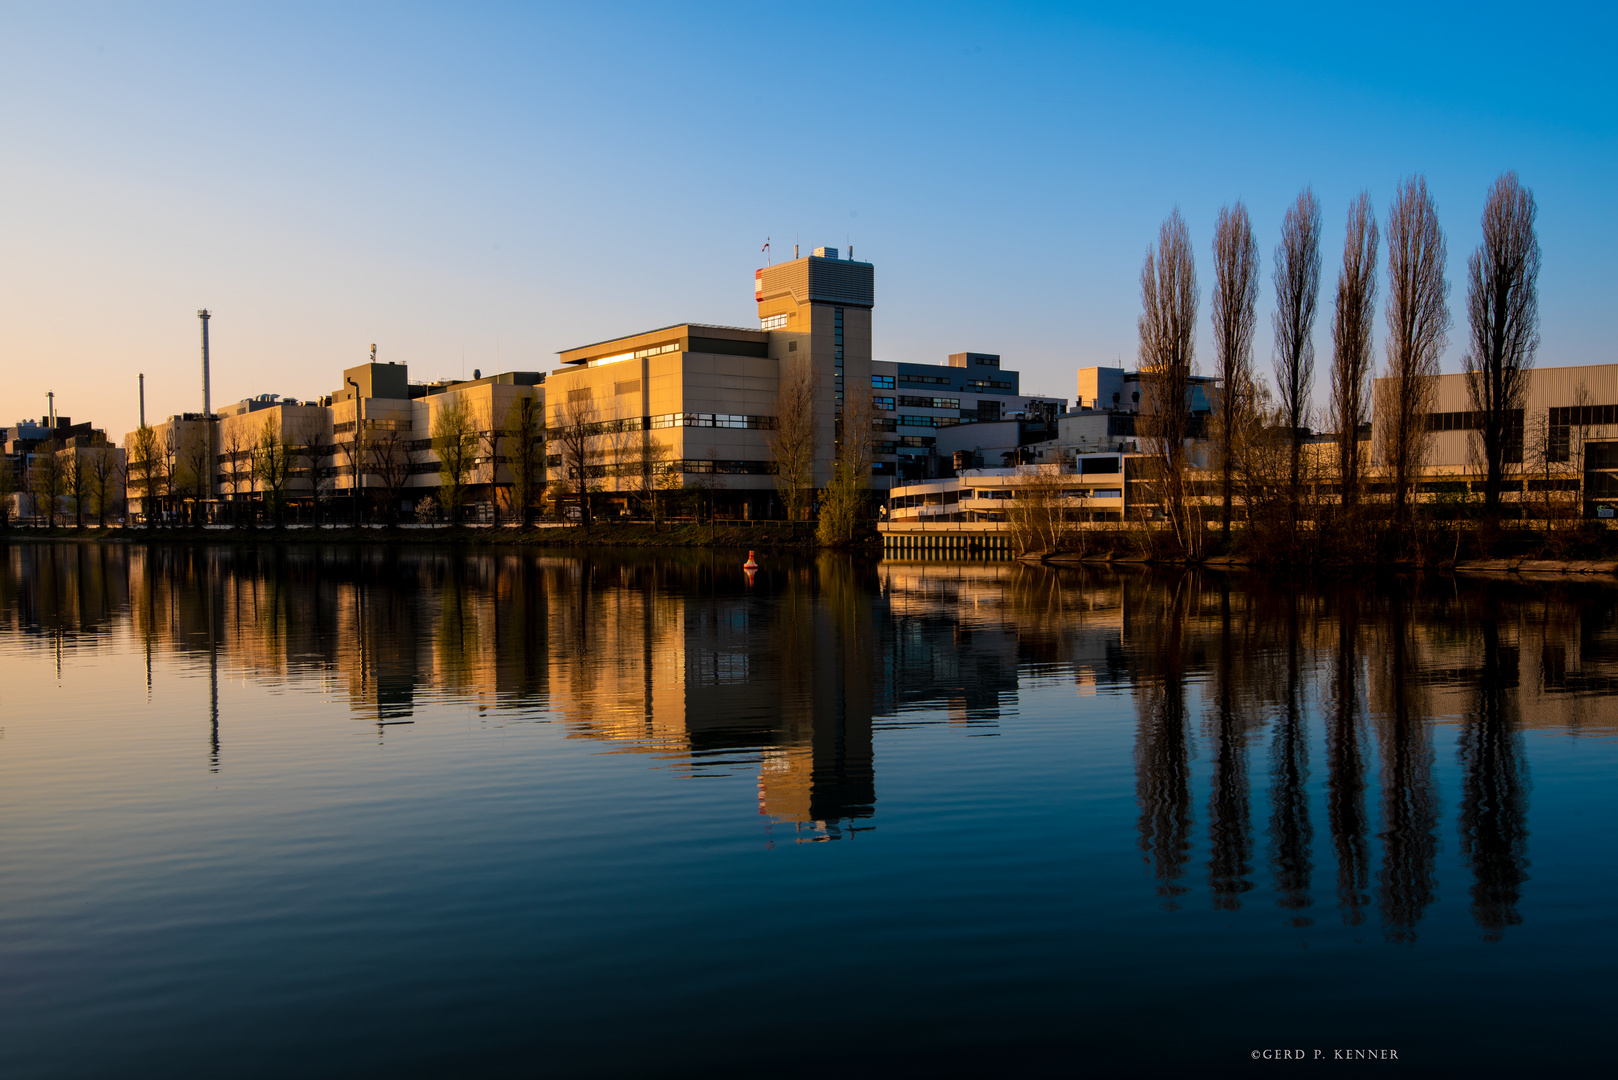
left=1381, top=174, right=1451, bottom=522
left=1463, top=171, right=1540, bottom=516
left=1331, top=192, right=1379, bottom=512
left=1211, top=200, right=1259, bottom=538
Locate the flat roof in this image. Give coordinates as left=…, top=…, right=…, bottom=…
left=557, top=322, right=766, bottom=364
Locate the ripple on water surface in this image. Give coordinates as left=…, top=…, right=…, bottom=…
left=1, top=543, right=1615, bottom=1076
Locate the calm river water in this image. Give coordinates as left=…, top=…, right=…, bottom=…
left=1, top=543, right=1615, bottom=1076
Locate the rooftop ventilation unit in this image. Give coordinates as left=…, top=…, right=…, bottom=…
left=813, top=246, right=839, bottom=259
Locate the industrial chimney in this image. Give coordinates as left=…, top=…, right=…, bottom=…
left=198, top=309, right=212, bottom=416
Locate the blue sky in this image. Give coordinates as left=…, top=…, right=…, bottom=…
left=3, top=1, right=1613, bottom=435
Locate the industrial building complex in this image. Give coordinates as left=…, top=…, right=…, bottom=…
left=3, top=249, right=1616, bottom=531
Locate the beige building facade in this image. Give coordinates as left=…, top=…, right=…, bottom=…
left=125, top=361, right=545, bottom=524
left=543, top=247, right=877, bottom=518
left=1374, top=363, right=1618, bottom=515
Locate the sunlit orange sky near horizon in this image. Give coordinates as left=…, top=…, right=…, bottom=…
left=3, top=1, right=1613, bottom=439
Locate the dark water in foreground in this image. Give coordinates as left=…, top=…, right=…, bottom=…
left=1, top=543, right=1615, bottom=1077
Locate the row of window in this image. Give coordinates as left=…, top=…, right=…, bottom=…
left=900, top=374, right=952, bottom=387
left=650, top=412, right=775, bottom=430
left=965, top=379, right=1014, bottom=392
left=565, top=413, right=778, bottom=437
left=331, top=419, right=410, bottom=434
left=889, top=487, right=1123, bottom=507
left=898, top=396, right=960, bottom=410
left=759, top=313, right=789, bottom=331
left=834, top=307, right=845, bottom=404
left=1426, top=409, right=1524, bottom=432
left=678, top=459, right=773, bottom=475
left=583, top=341, right=680, bottom=369
left=1549, top=404, right=1618, bottom=427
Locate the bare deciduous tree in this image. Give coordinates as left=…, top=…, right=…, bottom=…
left=1272, top=187, right=1323, bottom=535
left=179, top=425, right=213, bottom=527
left=129, top=424, right=162, bottom=527
left=1330, top=193, right=1379, bottom=513
left=0, top=451, right=16, bottom=527
left=64, top=451, right=88, bottom=528
left=255, top=415, right=293, bottom=525
left=1138, top=208, right=1199, bottom=553
left=817, top=384, right=874, bottom=546
left=335, top=420, right=367, bottom=525
left=367, top=427, right=416, bottom=524
left=1210, top=201, right=1260, bottom=539
left=552, top=390, right=599, bottom=525
left=1528, top=381, right=1596, bottom=528
left=769, top=355, right=818, bottom=523
left=1525, top=413, right=1571, bottom=525
left=476, top=406, right=504, bottom=523
left=1464, top=172, right=1540, bottom=517
left=502, top=393, right=545, bottom=527
left=1381, top=175, right=1451, bottom=523
left=601, top=423, right=634, bottom=515
left=221, top=423, right=251, bottom=524
left=280, top=419, right=315, bottom=524
left=162, top=426, right=179, bottom=525
left=1007, top=467, right=1083, bottom=555
left=88, top=444, right=120, bottom=526
left=32, top=449, right=66, bottom=527
left=626, top=432, right=674, bottom=522
left=432, top=396, right=478, bottom=524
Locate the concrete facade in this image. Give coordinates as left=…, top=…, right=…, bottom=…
left=1374, top=363, right=1618, bottom=514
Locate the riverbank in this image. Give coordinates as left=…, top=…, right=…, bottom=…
left=993, top=519, right=1618, bottom=575
left=6, top=522, right=1607, bottom=571
left=1025, top=549, right=1618, bottom=577
left=0, top=522, right=845, bottom=549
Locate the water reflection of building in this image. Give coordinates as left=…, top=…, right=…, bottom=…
left=538, top=557, right=880, bottom=836
left=879, top=561, right=1127, bottom=716
left=5, top=547, right=1616, bottom=880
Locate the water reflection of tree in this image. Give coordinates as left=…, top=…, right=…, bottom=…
left=1374, top=591, right=1440, bottom=945
left=1206, top=581, right=1254, bottom=909
left=2, top=542, right=130, bottom=639
left=1457, top=606, right=1530, bottom=940
left=1133, top=575, right=1193, bottom=907
left=1267, top=588, right=1314, bottom=925
left=805, top=554, right=877, bottom=829
left=1325, top=588, right=1371, bottom=926
left=5, top=545, right=1604, bottom=889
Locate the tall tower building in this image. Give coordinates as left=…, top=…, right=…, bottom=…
left=755, top=247, right=873, bottom=479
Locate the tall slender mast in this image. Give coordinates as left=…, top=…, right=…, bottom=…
left=198, top=309, right=212, bottom=416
